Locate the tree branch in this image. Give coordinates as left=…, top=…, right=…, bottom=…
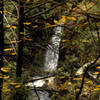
left=76, top=54, right=100, bottom=100
left=34, top=86, right=40, bottom=100
left=25, top=2, right=65, bottom=20
left=24, top=1, right=51, bottom=15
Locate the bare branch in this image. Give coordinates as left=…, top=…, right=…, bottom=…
left=25, top=2, right=65, bottom=20
left=4, top=15, right=17, bottom=53
left=76, top=54, right=100, bottom=100
left=9, top=0, right=19, bottom=18
left=34, top=86, right=40, bottom=100
left=24, top=1, right=51, bottom=15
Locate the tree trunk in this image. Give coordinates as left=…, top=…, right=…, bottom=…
left=16, top=0, right=24, bottom=77
left=0, top=0, right=4, bottom=100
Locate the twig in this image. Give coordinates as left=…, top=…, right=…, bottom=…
left=95, top=22, right=100, bottom=44
left=76, top=55, right=100, bottom=100
left=24, top=1, right=51, bottom=15
left=31, top=87, right=59, bottom=93
left=4, top=14, right=17, bottom=38
left=25, top=74, right=56, bottom=83
left=4, top=15, right=17, bottom=53
left=9, top=0, right=19, bottom=18
left=77, top=11, right=100, bottom=20
left=25, top=2, right=65, bottom=20
left=34, top=86, right=40, bottom=100
left=3, top=56, right=16, bottom=67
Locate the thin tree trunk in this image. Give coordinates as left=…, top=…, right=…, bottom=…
left=0, top=0, right=4, bottom=100
left=16, top=0, right=24, bottom=77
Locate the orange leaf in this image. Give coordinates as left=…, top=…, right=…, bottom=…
left=9, top=52, right=16, bottom=55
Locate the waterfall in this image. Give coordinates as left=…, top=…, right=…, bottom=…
left=27, top=21, right=63, bottom=100
left=44, top=22, right=62, bottom=71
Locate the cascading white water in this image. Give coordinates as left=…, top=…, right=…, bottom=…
left=44, top=22, right=62, bottom=71
left=28, top=22, right=63, bottom=87
left=28, top=22, right=63, bottom=100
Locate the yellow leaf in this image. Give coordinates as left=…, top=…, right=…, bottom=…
left=96, top=66, right=100, bottom=69
left=24, top=38, right=32, bottom=41
left=61, top=45, right=66, bottom=49
left=85, top=80, right=93, bottom=84
left=17, top=83, right=22, bottom=85
left=6, top=25, right=16, bottom=29
left=11, top=41, right=21, bottom=43
left=3, top=10, right=7, bottom=14
left=0, top=11, right=2, bottom=14
left=82, top=22, right=88, bottom=26
left=45, top=23, right=51, bottom=26
left=94, top=88, right=100, bottom=91
left=83, top=92, right=88, bottom=95
left=9, top=82, right=17, bottom=85
left=23, top=22, right=31, bottom=25
left=0, top=76, right=3, bottom=78
left=26, top=0, right=30, bottom=3
left=11, top=41, right=17, bottom=43
left=15, top=84, right=21, bottom=88
left=73, top=78, right=82, bottom=80
left=60, top=16, right=66, bottom=24
left=93, top=72, right=99, bottom=75
left=97, top=85, right=100, bottom=88
left=11, top=26, right=16, bottom=29
left=3, top=76, right=10, bottom=79
left=53, top=19, right=59, bottom=25
left=59, top=76, right=65, bottom=79
left=68, top=82, right=72, bottom=85
left=6, top=25, right=10, bottom=28
left=77, top=22, right=88, bottom=27
left=45, top=23, right=56, bottom=28
left=61, top=40, right=68, bottom=42
left=83, top=86, right=89, bottom=90
left=76, top=89, right=80, bottom=91
left=2, top=89, right=11, bottom=92
left=20, top=32, right=24, bottom=34
left=4, top=48, right=14, bottom=52
left=0, top=10, right=7, bottom=14
left=82, top=40, right=89, bottom=43
left=33, top=25, right=38, bottom=28
left=1, top=67, right=10, bottom=72
left=67, top=16, right=76, bottom=21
